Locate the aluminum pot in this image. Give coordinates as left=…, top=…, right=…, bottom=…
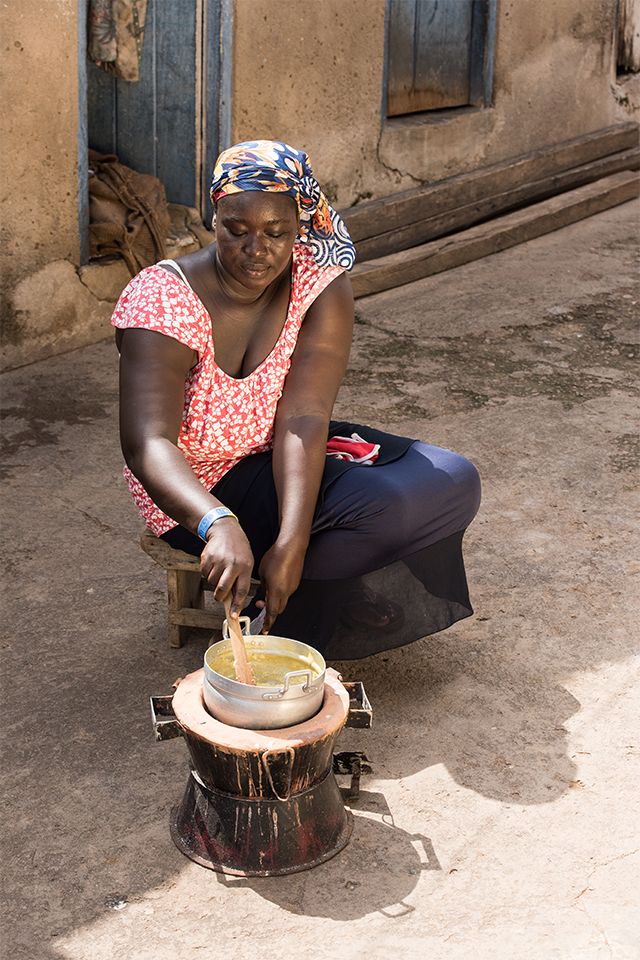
left=203, top=617, right=326, bottom=730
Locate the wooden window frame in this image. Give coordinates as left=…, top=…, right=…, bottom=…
left=383, top=0, right=497, bottom=122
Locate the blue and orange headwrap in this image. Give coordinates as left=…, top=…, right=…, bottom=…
left=210, top=140, right=355, bottom=271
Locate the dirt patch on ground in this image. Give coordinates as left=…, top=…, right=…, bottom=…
left=0, top=357, right=116, bottom=468
left=338, top=287, right=639, bottom=432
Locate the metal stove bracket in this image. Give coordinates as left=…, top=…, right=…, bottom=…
left=342, top=681, right=372, bottom=728
left=333, top=751, right=372, bottom=801
left=150, top=695, right=183, bottom=741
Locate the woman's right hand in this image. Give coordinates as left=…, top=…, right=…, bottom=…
left=200, top=517, right=255, bottom=618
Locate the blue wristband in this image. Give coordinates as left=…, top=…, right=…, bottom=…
left=197, top=506, right=238, bottom=541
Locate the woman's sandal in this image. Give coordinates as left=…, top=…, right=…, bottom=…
left=340, top=590, right=405, bottom=633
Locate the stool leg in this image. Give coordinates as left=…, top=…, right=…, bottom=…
left=167, top=568, right=205, bottom=648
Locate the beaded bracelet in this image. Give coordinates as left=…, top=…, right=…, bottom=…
left=197, top=506, right=238, bottom=541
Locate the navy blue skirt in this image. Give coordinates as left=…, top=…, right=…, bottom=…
left=162, top=422, right=481, bottom=660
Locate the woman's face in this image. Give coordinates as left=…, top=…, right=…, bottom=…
left=214, top=191, right=299, bottom=293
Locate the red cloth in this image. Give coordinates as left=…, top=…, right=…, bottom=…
left=326, top=433, right=380, bottom=464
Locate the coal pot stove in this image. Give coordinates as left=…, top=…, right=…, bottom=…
left=151, top=669, right=371, bottom=876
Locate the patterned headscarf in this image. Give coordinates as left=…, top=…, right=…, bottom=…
left=210, top=140, right=355, bottom=271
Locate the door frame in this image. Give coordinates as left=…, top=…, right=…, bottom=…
left=77, top=0, right=233, bottom=263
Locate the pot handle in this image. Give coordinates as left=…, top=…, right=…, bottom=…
left=261, top=670, right=318, bottom=700
left=222, top=616, right=251, bottom=639
left=262, top=747, right=295, bottom=801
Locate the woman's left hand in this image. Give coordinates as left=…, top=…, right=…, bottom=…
left=256, top=539, right=306, bottom=632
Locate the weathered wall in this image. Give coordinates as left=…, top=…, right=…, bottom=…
left=0, top=2, right=218, bottom=372
left=232, top=0, right=622, bottom=207
left=231, top=0, right=388, bottom=205
left=0, top=0, right=119, bottom=371
left=0, top=0, right=632, bottom=371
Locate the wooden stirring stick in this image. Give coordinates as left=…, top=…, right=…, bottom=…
left=224, top=596, right=256, bottom=685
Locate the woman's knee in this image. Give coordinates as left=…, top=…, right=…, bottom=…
left=456, top=456, right=481, bottom=527
left=410, top=441, right=481, bottom=528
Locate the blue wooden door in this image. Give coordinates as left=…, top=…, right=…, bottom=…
left=88, top=0, right=221, bottom=221
left=387, top=0, right=493, bottom=115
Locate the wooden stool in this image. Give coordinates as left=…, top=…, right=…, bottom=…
left=140, top=529, right=258, bottom=648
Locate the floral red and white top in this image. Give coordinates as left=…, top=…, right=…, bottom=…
left=111, top=242, right=344, bottom=536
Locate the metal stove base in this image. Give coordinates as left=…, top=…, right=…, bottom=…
left=170, top=768, right=353, bottom=876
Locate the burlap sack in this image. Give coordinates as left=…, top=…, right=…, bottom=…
left=88, top=150, right=170, bottom=274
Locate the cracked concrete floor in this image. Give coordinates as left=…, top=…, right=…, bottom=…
left=1, top=200, right=639, bottom=959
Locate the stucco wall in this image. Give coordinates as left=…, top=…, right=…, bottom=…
left=0, top=0, right=86, bottom=360
left=0, top=1, right=131, bottom=372
left=232, top=0, right=622, bottom=207
left=231, top=0, right=388, bottom=206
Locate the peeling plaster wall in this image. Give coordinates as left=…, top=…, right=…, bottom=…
left=0, top=2, right=131, bottom=373
left=0, top=0, right=92, bottom=370
left=232, top=0, right=622, bottom=207
left=3, top=259, right=131, bottom=372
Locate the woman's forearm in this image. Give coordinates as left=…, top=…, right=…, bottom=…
left=127, top=435, right=255, bottom=615
left=271, top=413, right=329, bottom=554
left=125, top=436, right=224, bottom=536
left=254, top=412, right=329, bottom=630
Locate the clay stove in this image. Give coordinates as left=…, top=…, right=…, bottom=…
left=151, top=669, right=371, bottom=876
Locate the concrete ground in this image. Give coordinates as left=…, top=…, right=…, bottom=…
left=1, top=200, right=639, bottom=960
